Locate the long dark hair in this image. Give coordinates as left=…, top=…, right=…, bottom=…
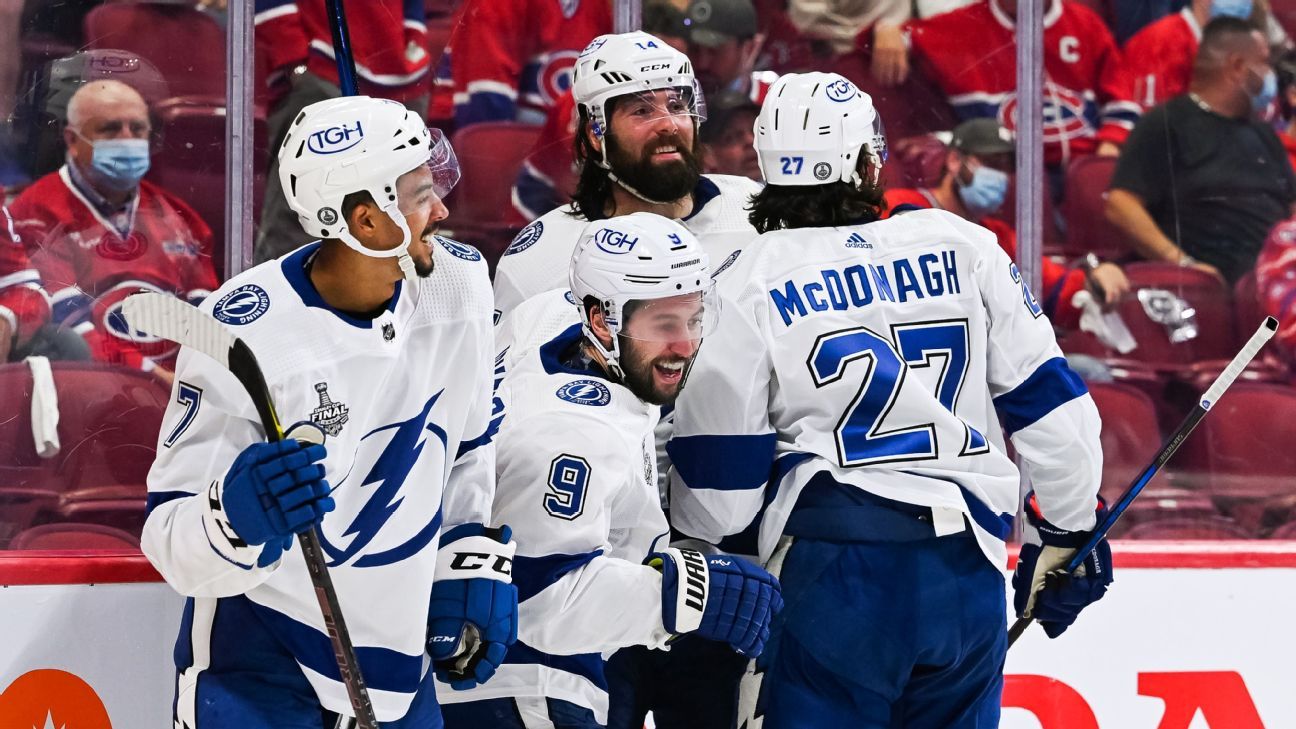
left=747, top=166, right=886, bottom=234
left=569, top=106, right=615, bottom=221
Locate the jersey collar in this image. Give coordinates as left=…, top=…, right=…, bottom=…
left=989, top=0, right=1062, bottom=31
left=682, top=176, right=722, bottom=222
left=280, top=241, right=403, bottom=329
left=538, top=323, right=608, bottom=379
left=1181, top=6, right=1203, bottom=41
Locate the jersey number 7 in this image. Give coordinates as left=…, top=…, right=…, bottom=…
left=807, top=319, right=988, bottom=467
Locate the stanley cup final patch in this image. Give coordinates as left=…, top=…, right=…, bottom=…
left=311, top=382, right=350, bottom=436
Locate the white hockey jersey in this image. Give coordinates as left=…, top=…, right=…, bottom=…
left=668, top=209, right=1103, bottom=569
left=438, top=289, right=673, bottom=723
left=142, top=238, right=498, bottom=722
left=491, top=174, right=761, bottom=320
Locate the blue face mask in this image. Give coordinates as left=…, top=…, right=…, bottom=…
left=1252, top=67, right=1278, bottom=116
left=86, top=138, right=150, bottom=192
left=957, top=165, right=1009, bottom=218
left=1210, top=0, right=1253, bottom=19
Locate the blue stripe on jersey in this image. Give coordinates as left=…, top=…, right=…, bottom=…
left=712, top=452, right=812, bottom=556
left=993, top=357, right=1087, bottom=436
left=513, top=550, right=603, bottom=602
left=959, top=484, right=1014, bottom=541
left=281, top=242, right=401, bottom=329
left=147, top=490, right=192, bottom=515
left=682, top=177, right=721, bottom=221
left=666, top=433, right=777, bottom=492
left=456, top=414, right=503, bottom=460
left=247, top=599, right=424, bottom=694
left=503, top=641, right=608, bottom=691
left=455, top=93, right=518, bottom=127
left=50, top=291, right=91, bottom=326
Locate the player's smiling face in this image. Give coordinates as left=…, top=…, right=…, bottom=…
left=617, top=293, right=705, bottom=405
left=394, top=164, right=449, bottom=277
left=603, top=89, right=702, bottom=202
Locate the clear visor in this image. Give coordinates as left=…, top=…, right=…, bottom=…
left=610, top=83, right=708, bottom=130
left=618, top=283, right=721, bottom=343
left=396, top=128, right=460, bottom=215
left=870, top=113, right=888, bottom=165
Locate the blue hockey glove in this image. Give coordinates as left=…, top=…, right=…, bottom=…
left=654, top=548, right=783, bottom=657
left=428, top=523, right=518, bottom=691
left=1012, top=491, right=1114, bottom=638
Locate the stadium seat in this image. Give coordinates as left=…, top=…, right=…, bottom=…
left=1173, top=383, right=1296, bottom=532
left=1058, top=262, right=1235, bottom=370
left=1268, top=520, right=1296, bottom=539
left=83, top=2, right=226, bottom=99
left=1061, top=155, right=1127, bottom=260
left=1121, top=516, right=1253, bottom=540
left=1085, top=381, right=1173, bottom=503
left=9, top=522, right=140, bottom=551
left=443, top=122, right=542, bottom=268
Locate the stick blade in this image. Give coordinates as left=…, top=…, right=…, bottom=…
left=122, top=292, right=236, bottom=368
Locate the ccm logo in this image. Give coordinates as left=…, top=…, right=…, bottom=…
left=680, top=549, right=707, bottom=612
left=450, top=551, right=513, bottom=576
left=307, top=121, right=365, bottom=154
left=640, top=63, right=670, bottom=72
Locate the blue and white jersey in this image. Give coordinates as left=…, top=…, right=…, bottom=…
left=142, top=237, right=497, bottom=722
left=668, top=209, right=1103, bottom=569
left=439, top=290, right=672, bottom=723
left=491, top=174, right=762, bottom=320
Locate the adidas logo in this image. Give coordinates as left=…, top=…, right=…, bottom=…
left=845, top=232, right=872, bottom=249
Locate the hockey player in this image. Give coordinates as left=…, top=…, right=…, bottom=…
left=491, top=30, right=763, bottom=322
left=438, top=213, right=782, bottom=729
left=141, top=96, right=516, bottom=728
left=669, top=72, right=1114, bottom=727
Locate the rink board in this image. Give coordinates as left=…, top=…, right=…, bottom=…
left=1, top=543, right=1294, bottom=728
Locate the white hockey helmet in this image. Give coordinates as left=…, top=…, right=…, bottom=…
left=277, top=95, right=460, bottom=280
left=568, top=212, right=718, bottom=378
left=754, top=72, right=887, bottom=188
left=572, top=31, right=705, bottom=151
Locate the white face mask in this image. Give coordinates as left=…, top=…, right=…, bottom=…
left=957, top=164, right=1009, bottom=218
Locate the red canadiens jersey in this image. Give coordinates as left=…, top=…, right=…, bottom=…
left=433, top=0, right=611, bottom=128
left=1256, top=217, right=1296, bottom=356
left=9, top=169, right=219, bottom=369
left=908, top=0, right=1141, bottom=166
left=884, top=187, right=1086, bottom=329
left=1123, top=8, right=1199, bottom=109
left=0, top=196, right=51, bottom=345
left=254, top=0, right=431, bottom=101
left=509, top=89, right=578, bottom=225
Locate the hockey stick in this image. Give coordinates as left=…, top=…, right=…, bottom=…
left=325, top=0, right=359, bottom=96
left=1008, top=316, right=1278, bottom=647
left=122, top=292, right=382, bottom=729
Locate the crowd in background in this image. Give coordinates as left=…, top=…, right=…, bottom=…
left=4, top=0, right=1296, bottom=549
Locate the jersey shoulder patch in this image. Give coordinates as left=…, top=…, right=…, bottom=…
left=555, top=378, right=612, bottom=407
left=436, top=236, right=482, bottom=261
left=504, top=220, right=544, bottom=256
left=212, top=284, right=271, bottom=325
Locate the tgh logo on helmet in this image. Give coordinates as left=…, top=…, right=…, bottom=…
left=825, top=79, right=859, bottom=103
left=308, top=120, right=365, bottom=154
left=594, top=227, right=639, bottom=255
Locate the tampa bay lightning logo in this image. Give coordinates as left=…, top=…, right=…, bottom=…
left=437, top=236, right=482, bottom=261
left=556, top=379, right=611, bottom=406
left=825, top=78, right=859, bottom=103
left=563, top=290, right=577, bottom=305
left=505, top=221, right=544, bottom=256
left=213, top=285, right=270, bottom=325
left=712, top=250, right=741, bottom=278
left=320, top=391, right=448, bottom=568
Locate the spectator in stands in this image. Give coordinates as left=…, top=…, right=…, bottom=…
left=432, top=0, right=610, bottom=129
left=686, top=0, right=765, bottom=98
left=1273, top=47, right=1296, bottom=168
left=1125, top=0, right=1279, bottom=109
left=1106, top=17, right=1295, bottom=284
left=254, top=0, right=437, bottom=263
left=885, top=119, right=1130, bottom=329
left=699, top=90, right=760, bottom=181
left=0, top=195, right=89, bottom=363
left=1255, top=213, right=1296, bottom=356
left=9, top=80, right=217, bottom=379
left=907, top=0, right=1141, bottom=170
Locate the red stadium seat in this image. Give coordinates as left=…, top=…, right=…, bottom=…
left=1269, top=520, right=1296, bottom=539
left=84, top=2, right=226, bottom=99
left=443, top=122, right=542, bottom=269
left=1061, top=155, right=1127, bottom=260
left=0, top=362, right=168, bottom=543
left=1173, top=383, right=1296, bottom=532
left=1085, top=382, right=1173, bottom=504
left=1058, top=263, right=1235, bottom=370
left=1121, top=516, right=1253, bottom=540
left=9, top=522, right=140, bottom=551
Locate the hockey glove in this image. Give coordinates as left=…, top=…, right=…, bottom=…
left=1012, top=491, right=1114, bottom=638
left=207, top=436, right=333, bottom=568
left=655, top=548, right=783, bottom=657
left=428, top=523, right=518, bottom=691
